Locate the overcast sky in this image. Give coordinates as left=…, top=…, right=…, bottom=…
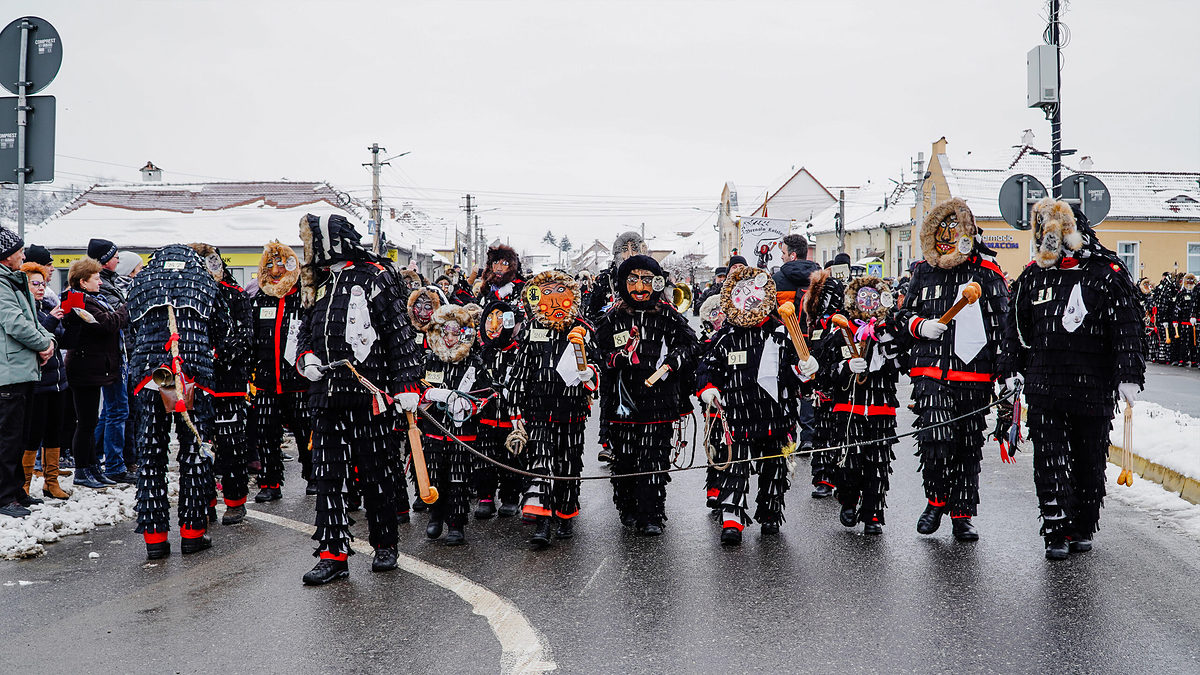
left=14, top=0, right=1200, bottom=254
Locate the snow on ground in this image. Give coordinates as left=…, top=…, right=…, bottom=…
left=1105, top=464, right=1200, bottom=543
left=0, top=472, right=178, bottom=561
left=1111, top=401, right=1200, bottom=481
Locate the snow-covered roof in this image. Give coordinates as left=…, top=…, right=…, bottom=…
left=804, top=187, right=914, bottom=236
left=943, top=148, right=1200, bottom=221
left=30, top=181, right=370, bottom=250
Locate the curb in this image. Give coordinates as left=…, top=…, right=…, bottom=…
left=1108, top=445, right=1200, bottom=506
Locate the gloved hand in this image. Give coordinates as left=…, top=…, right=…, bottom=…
left=917, top=319, right=949, bottom=340
left=699, top=387, right=722, bottom=407
left=395, top=392, right=421, bottom=412
left=302, top=354, right=325, bottom=382
left=1118, top=382, right=1139, bottom=406
left=423, top=387, right=453, bottom=404
left=847, top=357, right=868, bottom=374
left=1003, top=373, right=1024, bottom=394
left=447, top=392, right=474, bottom=420
left=798, top=356, right=820, bottom=379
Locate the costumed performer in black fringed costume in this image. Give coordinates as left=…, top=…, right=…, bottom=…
left=594, top=255, right=698, bottom=536
left=799, top=267, right=845, bottom=499
left=127, top=244, right=227, bottom=559
left=506, top=270, right=598, bottom=550
left=1000, top=198, right=1146, bottom=560
left=473, top=297, right=527, bottom=519
left=296, top=214, right=424, bottom=585
left=894, top=198, right=1009, bottom=541
left=1173, top=273, right=1198, bottom=366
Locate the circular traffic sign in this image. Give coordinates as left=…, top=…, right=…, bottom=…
left=0, top=16, right=62, bottom=95
left=1061, top=172, right=1111, bottom=225
left=998, top=173, right=1047, bottom=231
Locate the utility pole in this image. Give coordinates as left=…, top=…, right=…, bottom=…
left=837, top=189, right=846, bottom=254
left=1048, top=0, right=1063, bottom=197
left=461, top=194, right=474, bottom=268
left=475, top=215, right=482, bottom=271
left=364, top=143, right=390, bottom=255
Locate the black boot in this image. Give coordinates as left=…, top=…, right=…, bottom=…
left=555, top=518, right=574, bottom=539
left=529, top=517, right=553, bottom=550
left=180, top=534, right=212, bottom=554
left=863, top=520, right=883, bottom=535
left=761, top=521, right=780, bottom=535
left=303, top=558, right=349, bottom=585
left=221, top=504, right=246, bottom=525
left=639, top=522, right=664, bottom=537
left=445, top=527, right=466, bottom=546
left=347, top=494, right=362, bottom=512
left=305, top=481, right=318, bottom=496
left=474, top=499, right=496, bottom=520
left=839, top=505, right=857, bottom=527
left=720, top=526, right=742, bottom=546
left=397, top=510, right=410, bottom=525
left=145, top=542, right=170, bottom=560
left=811, top=483, right=833, bottom=499
left=620, top=513, right=637, bottom=528
left=952, top=518, right=979, bottom=541
left=916, top=502, right=944, bottom=535
left=497, top=502, right=520, bottom=518
left=254, top=486, right=282, bottom=503
left=1068, top=534, right=1093, bottom=552
left=372, top=547, right=399, bottom=572
left=425, top=516, right=444, bottom=539
left=208, top=505, right=219, bottom=524
left=412, top=498, right=428, bottom=512
left=1045, top=536, right=1069, bottom=560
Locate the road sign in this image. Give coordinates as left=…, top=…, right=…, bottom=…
left=0, top=95, right=53, bottom=183
left=998, top=173, right=1048, bottom=230
left=0, top=17, right=62, bottom=95
left=1061, top=172, right=1111, bottom=225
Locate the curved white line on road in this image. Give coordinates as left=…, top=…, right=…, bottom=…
left=245, top=509, right=557, bottom=674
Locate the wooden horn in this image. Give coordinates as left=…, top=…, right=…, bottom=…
left=776, top=301, right=811, bottom=361
left=405, top=411, right=439, bottom=504
left=938, top=281, right=982, bottom=325
left=830, top=314, right=861, bottom=359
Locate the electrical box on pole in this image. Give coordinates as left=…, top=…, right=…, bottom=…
left=1027, top=44, right=1058, bottom=108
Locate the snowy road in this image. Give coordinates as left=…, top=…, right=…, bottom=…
left=3, top=380, right=1200, bottom=673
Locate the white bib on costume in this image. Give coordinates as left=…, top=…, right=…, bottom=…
left=953, top=281, right=987, bottom=364
left=345, top=285, right=377, bottom=363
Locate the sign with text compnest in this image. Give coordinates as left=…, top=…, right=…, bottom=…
left=738, top=217, right=793, bottom=270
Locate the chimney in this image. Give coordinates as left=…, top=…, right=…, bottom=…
left=140, top=161, right=162, bottom=182
left=1080, top=156, right=1094, bottom=170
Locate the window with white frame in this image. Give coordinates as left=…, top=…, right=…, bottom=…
left=1117, top=241, right=1139, bottom=276
left=1188, top=242, right=1200, bottom=274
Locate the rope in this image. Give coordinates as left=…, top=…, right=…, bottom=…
left=414, top=388, right=1020, bottom=482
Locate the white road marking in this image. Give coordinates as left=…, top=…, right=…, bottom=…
left=245, top=509, right=557, bottom=674
left=580, top=556, right=608, bottom=596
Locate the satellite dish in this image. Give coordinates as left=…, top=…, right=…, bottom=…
left=1061, top=173, right=1111, bottom=225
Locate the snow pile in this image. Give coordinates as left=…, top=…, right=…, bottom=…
left=1110, top=401, right=1200, bottom=481
left=0, top=473, right=178, bottom=560
left=1105, top=464, right=1200, bottom=543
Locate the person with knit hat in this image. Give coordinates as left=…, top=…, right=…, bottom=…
left=86, top=238, right=134, bottom=484
left=0, top=225, right=56, bottom=518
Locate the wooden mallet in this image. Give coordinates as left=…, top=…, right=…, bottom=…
left=776, top=301, right=811, bottom=361
left=405, top=411, right=439, bottom=504
left=939, top=281, right=982, bottom=324
left=830, top=314, right=861, bottom=359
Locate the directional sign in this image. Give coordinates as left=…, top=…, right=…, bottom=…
left=0, top=95, right=54, bottom=183
left=0, top=17, right=62, bottom=95
left=1061, top=172, right=1111, bottom=225
left=998, top=173, right=1048, bottom=231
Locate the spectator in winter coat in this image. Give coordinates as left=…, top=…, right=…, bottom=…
left=0, top=225, right=55, bottom=518
left=87, top=238, right=134, bottom=484
left=62, top=257, right=130, bottom=489
left=21, top=262, right=71, bottom=500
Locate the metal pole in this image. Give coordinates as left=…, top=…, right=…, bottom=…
left=1049, top=0, right=1063, bottom=198
left=837, top=189, right=846, bottom=254
left=15, top=19, right=30, bottom=238
left=369, top=143, right=383, bottom=254
left=462, top=194, right=473, bottom=269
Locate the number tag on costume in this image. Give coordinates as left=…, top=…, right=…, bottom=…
left=164, top=261, right=186, bottom=271
left=811, top=329, right=823, bottom=340
left=613, top=330, right=630, bottom=348
left=414, top=335, right=425, bottom=345
left=530, top=327, right=550, bottom=342
left=424, top=370, right=445, bottom=385
left=841, top=346, right=853, bottom=359
left=1033, top=288, right=1054, bottom=305
left=728, top=351, right=747, bottom=365
left=316, top=286, right=327, bottom=301
left=259, top=306, right=277, bottom=320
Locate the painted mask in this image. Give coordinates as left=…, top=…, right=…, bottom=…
left=921, top=198, right=977, bottom=269
left=265, top=252, right=297, bottom=285
left=440, top=319, right=474, bottom=350
left=530, top=280, right=573, bottom=325
left=705, top=306, right=725, bottom=331
left=1185, top=276, right=1197, bottom=291
left=204, top=253, right=224, bottom=281
left=624, top=268, right=657, bottom=304
left=438, top=280, right=452, bottom=295
left=413, top=295, right=435, bottom=325
left=731, top=274, right=767, bottom=312
left=1139, top=279, right=1153, bottom=294
left=855, top=286, right=881, bottom=314
left=484, top=307, right=505, bottom=340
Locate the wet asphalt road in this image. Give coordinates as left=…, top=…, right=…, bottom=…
left=4, top=377, right=1200, bottom=674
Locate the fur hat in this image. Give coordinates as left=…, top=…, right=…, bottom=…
left=87, top=238, right=118, bottom=264
left=611, top=231, right=648, bottom=262
left=720, top=265, right=776, bottom=327
left=483, top=244, right=521, bottom=288
left=258, top=240, right=301, bottom=298
left=188, top=242, right=226, bottom=281
left=1031, top=198, right=1083, bottom=268
left=427, top=303, right=476, bottom=363
left=699, top=293, right=723, bottom=327
left=525, top=269, right=581, bottom=329
left=920, top=198, right=977, bottom=269
left=407, top=285, right=444, bottom=332
left=844, top=276, right=892, bottom=321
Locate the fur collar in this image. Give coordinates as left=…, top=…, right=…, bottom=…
left=427, top=304, right=475, bottom=363
left=525, top=269, right=581, bottom=330
left=844, top=276, right=891, bottom=321
left=720, top=265, right=776, bottom=327
left=920, top=198, right=977, bottom=269
left=803, top=269, right=831, bottom=318
left=1031, top=198, right=1083, bottom=269
left=258, top=240, right=301, bottom=298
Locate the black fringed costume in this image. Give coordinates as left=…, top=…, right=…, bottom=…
left=812, top=277, right=907, bottom=529
left=474, top=298, right=526, bottom=513
left=248, top=241, right=311, bottom=493
left=127, top=244, right=227, bottom=551
left=1000, top=200, right=1146, bottom=550
left=896, top=198, right=1009, bottom=524
left=695, top=267, right=799, bottom=536
left=297, top=214, right=423, bottom=561
left=801, top=269, right=845, bottom=491
left=594, top=255, right=698, bottom=530
left=1171, top=275, right=1198, bottom=366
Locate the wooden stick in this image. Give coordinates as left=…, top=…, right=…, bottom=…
left=405, top=411, right=439, bottom=504
left=777, top=301, right=811, bottom=361
left=645, top=363, right=671, bottom=387
left=938, top=281, right=982, bottom=324
left=830, top=314, right=861, bottom=359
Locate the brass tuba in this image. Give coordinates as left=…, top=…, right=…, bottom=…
left=670, top=283, right=693, bottom=314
